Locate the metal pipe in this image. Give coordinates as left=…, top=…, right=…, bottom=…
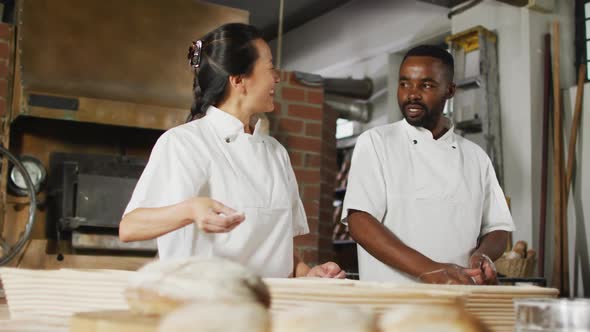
left=325, top=94, right=372, bottom=123
left=447, top=0, right=483, bottom=19
left=292, top=72, right=374, bottom=101
left=324, top=77, right=373, bottom=100
left=276, top=0, right=284, bottom=69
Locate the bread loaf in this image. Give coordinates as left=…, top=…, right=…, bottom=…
left=273, top=305, right=376, bottom=332
left=379, top=305, right=491, bottom=332
left=125, top=257, right=270, bottom=315
left=158, top=302, right=269, bottom=332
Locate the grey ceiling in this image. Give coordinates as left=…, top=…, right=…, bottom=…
left=205, top=0, right=352, bottom=41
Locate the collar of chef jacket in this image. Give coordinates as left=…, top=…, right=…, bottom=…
left=401, top=117, right=457, bottom=147
left=205, top=106, right=264, bottom=143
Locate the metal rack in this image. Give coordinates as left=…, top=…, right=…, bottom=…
left=446, top=26, right=504, bottom=185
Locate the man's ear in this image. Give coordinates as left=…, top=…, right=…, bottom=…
left=446, top=82, right=456, bottom=100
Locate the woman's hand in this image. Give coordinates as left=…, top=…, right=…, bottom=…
left=306, top=261, right=346, bottom=279
left=185, top=197, right=245, bottom=233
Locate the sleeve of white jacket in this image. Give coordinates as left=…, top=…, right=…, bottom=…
left=341, top=131, right=387, bottom=224
left=123, top=131, right=207, bottom=216
left=480, top=157, right=516, bottom=235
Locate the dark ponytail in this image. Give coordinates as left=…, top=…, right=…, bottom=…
left=186, top=23, right=262, bottom=122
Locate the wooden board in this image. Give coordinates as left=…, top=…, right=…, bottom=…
left=70, top=311, right=159, bottom=332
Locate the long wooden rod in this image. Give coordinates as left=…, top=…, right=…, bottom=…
left=565, top=64, right=586, bottom=199
left=538, top=34, right=551, bottom=278
left=550, top=21, right=563, bottom=294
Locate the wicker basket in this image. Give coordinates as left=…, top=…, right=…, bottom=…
left=495, top=256, right=536, bottom=278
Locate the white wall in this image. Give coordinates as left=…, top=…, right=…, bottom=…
left=453, top=1, right=534, bottom=249
left=271, top=0, right=451, bottom=131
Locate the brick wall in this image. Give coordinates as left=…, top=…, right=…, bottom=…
left=0, top=23, right=13, bottom=123
left=268, top=71, right=338, bottom=266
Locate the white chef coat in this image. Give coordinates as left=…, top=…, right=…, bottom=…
left=341, top=119, right=515, bottom=283
left=124, top=106, right=309, bottom=277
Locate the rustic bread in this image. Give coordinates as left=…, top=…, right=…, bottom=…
left=379, top=304, right=491, bottom=332
left=125, top=257, right=270, bottom=315
left=158, top=302, right=269, bottom=332
left=273, top=305, right=376, bottom=332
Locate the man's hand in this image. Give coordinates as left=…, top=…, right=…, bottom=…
left=418, top=263, right=482, bottom=285
left=306, top=261, right=346, bottom=279
left=469, top=253, right=498, bottom=285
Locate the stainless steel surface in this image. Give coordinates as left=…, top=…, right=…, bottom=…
left=325, top=94, right=372, bottom=123
left=515, top=298, right=590, bottom=331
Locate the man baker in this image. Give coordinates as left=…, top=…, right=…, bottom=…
left=342, top=45, right=515, bottom=285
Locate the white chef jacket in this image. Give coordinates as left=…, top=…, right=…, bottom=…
left=124, top=106, right=309, bottom=277
left=341, top=119, right=515, bottom=283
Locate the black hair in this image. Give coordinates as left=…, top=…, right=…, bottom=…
left=187, top=23, right=262, bottom=122
left=402, top=45, right=454, bottom=81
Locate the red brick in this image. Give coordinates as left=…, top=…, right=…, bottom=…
left=302, top=184, right=321, bottom=199
left=0, top=25, right=10, bottom=41
left=319, top=237, right=333, bottom=251
left=319, top=223, right=334, bottom=235
left=307, top=218, right=319, bottom=232
left=303, top=200, right=320, bottom=217
left=0, top=43, right=9, bottom=59
left=286, top=136, right=321, bottom=153
left=305, top=154, right=322, bottom=168
left=323, top=105, right=339, bottom=122
left=323, top=126, right=337, bottom=139
left=0, top=79, right=8, bottom=98
left=273, top=102, right=282, bottom=113
left=278, top=118, right=304, bottom=134
left=307, top=90, right=324, bottom=104
left=288, top=151, right=303, bottom=167
left=323, top=132, right=337, bottom=145
left=294, top=169, right=320, bottom=183
left=321, top=158, right=336, bottom=170
left=282, top=87, right=305, bottom=101
left=288, top=104, right=322, bottom=120
left=321, top=143, right=336, bottom=156
left=294, top=233, right=318, bottom=247
left=305, top=123, right=322, bottom=137
left=319, top=210, right=333, bottom=222
left=0, top=62, right=7, bottom=79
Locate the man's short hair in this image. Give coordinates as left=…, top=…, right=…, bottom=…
left=402, top=45, right=454, bottom=81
